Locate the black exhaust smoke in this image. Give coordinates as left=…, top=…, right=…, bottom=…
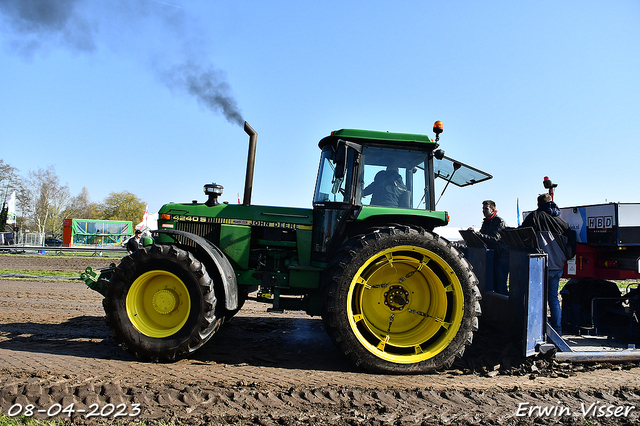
left=0, top=0, right=243, bottom=126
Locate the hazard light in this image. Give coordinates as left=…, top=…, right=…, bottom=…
left=433, top=121, right=443, bottom=143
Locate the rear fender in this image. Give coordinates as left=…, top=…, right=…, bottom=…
left=153, top=229, right=238, bottom=311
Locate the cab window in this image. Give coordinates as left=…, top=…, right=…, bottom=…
left=359, top=146, right=431, bottom=210
left=313, top=146, right=355, bottom=204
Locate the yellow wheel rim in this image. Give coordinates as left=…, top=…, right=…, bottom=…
left=126, top=270, right=191, bottom=338
left=347, top=245, right=464, bottom=364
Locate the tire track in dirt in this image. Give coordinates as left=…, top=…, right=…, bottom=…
left=2, top=255, right=640, bottom=424
left=3, top=372, right=640, bottom=425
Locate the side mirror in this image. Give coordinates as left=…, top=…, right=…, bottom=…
left=334, top=142, right=347, bottom=179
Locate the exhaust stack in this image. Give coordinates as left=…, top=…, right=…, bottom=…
left=243, top=122, right=257, bottom=206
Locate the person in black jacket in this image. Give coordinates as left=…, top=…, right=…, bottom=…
left=520, top=194, right=568, bottom=235
left=477, top=200, right=507, bottom=245
left=362, top=166, right=408, bottom=208
left=473, top=200, right=509, bottom=295
left=127, top=229, right=142, bottom=254
left=520, top=193, right=571, bottom=334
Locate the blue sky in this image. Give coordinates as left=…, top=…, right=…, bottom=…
left=1, top=0, right=639, bottom=231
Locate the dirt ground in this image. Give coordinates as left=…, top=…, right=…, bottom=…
left=1, top=254, right=640, bottom=425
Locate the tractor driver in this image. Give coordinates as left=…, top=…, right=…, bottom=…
left=362, top=165, right=408, bottom=208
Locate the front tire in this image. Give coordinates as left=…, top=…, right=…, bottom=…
left=322, top=226, right=481, bottom=373
left=103, top=244, right=223, bottom=361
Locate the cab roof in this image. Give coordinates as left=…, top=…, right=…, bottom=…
left=318, top=128, right=436, bottom=149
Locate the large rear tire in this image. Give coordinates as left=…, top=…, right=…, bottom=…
left=103, top=244, right=223, bottom=361
left=322, top=226, right=481, bottom=373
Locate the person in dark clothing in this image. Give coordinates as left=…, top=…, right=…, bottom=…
left=520, top=193, right=571, bottom=334
left=362, top=166, right=408, bottom=208
left=474, top=200, right=509, bottom=295
left=127, top=229, right=142, bottom=254
left=520, top=194, right=566, bottom=234
left=476, top=200, right=507, bottom=246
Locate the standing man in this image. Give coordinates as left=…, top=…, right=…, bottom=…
left=473, top=200, right=509, bottom=295
left=520, top=193, right=571, bottom=334
left=127, top=229, right=142, bottom=254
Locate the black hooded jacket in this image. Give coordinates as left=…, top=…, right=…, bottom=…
left=520, top=201, right=574, bottom=270
left=520, top=202, right=569, bottom=235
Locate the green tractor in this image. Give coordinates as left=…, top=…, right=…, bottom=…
left=83, top=121, right=492, bottom=373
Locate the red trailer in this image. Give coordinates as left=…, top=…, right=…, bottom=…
left=555, top=202, right=640, bottom=338
left=560, top=203, right=640, bottom=281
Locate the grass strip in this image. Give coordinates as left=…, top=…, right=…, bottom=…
left=0, top=269, right=79, bottom=278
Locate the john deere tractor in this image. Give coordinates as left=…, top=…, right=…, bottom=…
left=83, top=121, right=492, bottom=373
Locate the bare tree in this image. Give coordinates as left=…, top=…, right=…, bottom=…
left=21, top=166, right=71, bottom=236
left=63, top=187, right=99, bottom=220
left=0, top=160, right=21, bottom=232
left=0, top=159, right=20, bottom=205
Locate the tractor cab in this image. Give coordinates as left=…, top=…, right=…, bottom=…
left=312, top=124, right=492, bottom=259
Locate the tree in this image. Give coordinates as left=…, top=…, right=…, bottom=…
left=97, top=191, right=145, bottom=225
left=63, top=187, right=99, bottom=220
left=0, top=159, right=21, bottom=232
left=0, top=204, right=7, bottom=232
left=21, top=166, right=70, bottom=236
left=0, top=159, right=20, bottom=204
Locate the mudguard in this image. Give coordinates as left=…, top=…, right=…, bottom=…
left=153, top=229, right=238, bottom=311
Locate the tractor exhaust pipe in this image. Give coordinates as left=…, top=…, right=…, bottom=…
left=243, top=121, right=257, bottom=206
